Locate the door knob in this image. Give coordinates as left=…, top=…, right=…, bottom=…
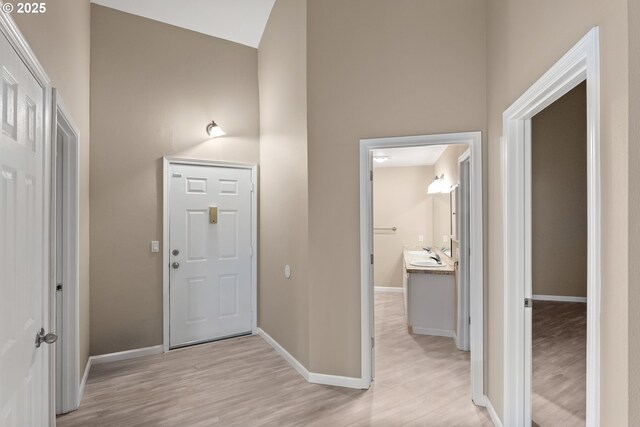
left=35, top=328, right=58, bottom=348
left=172, top=262, right=180, bottom=269
left=172, top=249, right=179, bottom=256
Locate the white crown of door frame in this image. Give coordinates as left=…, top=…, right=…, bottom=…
left=162, top=157, right=258, bottom=353
left=502, top=27, right=600, bottom=426
left=359, top=131, right=484, bottom=404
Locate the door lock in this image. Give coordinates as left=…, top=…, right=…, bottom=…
left=35, top=328, right=58, bottom=348
left=172, top=249, right=180, bottom=256
left=172, top=262, right=180, bottom=269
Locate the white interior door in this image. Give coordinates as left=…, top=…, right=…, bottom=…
left=0, top=31, right=50, bottom=426
left=169, top=164, right=253, bottom=348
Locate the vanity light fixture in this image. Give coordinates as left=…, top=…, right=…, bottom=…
left=206, top=120, right=226, bottom=138
left=427, top=174, right=445, bottom=194
left=373, top=156, right=390, bottom=163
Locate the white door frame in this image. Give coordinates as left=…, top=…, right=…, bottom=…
left=455, top=149, right=471, bottom=352
left=502, top=27, right=600, bottom=426
left=51, top=90, right=81, bottom=413
left=162, top=157, right=258, bottom=352
left=0, top=5, right=55, bottom=424
left=359, top=131, right=484, bottom=404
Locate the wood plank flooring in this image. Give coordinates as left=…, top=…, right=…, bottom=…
left=58, top=292, right=490, bottom=426
left=532, top=300, right=586, bottom=427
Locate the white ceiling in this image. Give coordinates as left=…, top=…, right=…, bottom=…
left=91, top=0, right=276, bottom=48
left=372, top=145, right=448, bottom=168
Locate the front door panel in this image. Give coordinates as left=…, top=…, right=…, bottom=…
left=169, top=164, right=252, bottom=348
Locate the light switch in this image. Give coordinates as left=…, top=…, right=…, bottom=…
left=151, top=241, right=160, bottom=253
left=418, top=235, right=424, bottom=242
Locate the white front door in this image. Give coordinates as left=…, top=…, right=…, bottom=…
left=0, top=31, right=50, bottom=426
left=169, top=164, right=253, bottom=348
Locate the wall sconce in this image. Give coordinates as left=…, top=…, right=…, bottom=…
left=206, top=120, right=226, bottom=138
left=427, top=174, right=446, bottom=194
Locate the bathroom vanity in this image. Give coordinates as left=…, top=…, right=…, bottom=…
left=402, top=248, right=455, bottom=337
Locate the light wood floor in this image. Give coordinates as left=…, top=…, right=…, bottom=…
left=58, top=292, right=490, bottom=426
left=532, top=300, right=586, bottom=427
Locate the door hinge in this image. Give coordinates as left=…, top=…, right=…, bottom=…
left=250, top=182, right=255, bottom=192
left=370, top=254, right=374, bottom=264
left=370, top=171, right=373, bottom=181
left=371, top=337, right=375, bottom=348
left=249, top=246, right=254, bottom=257
left=56, top=283, right=62, bottom=292
left=469, top=316, right=471, bottom=325
left=524, top=298, right=533, bottom=308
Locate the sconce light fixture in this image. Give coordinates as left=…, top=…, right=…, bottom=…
left=206, top=120, right=226, bottom=138
left=427, top=174, right=446, bottom=194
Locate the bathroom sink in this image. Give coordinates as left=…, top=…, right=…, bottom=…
left=407, top=250, right=431, bottom=255
left=410, top=260, right=445, bottom=268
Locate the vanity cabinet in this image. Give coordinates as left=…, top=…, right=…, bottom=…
left=403, top=249, right=456, bottom=337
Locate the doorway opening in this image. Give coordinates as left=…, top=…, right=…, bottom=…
left=359, top=132, right=484, bottom=405
left=502, top=28, right=600, bottom=426
left=531, top=81, right=587, bottom=426
left=52, top=91, right=81, bottom=415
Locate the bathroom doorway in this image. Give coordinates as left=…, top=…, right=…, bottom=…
left=359, top=132, right=484, bottom=406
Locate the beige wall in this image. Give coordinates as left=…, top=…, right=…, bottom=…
left=629, top=0, right=640, bottom=421
left=532, top=82, right=587, bottom=298
left=12, top=0, right=92, bottom=378
left=433, top=145, right=468, bottom=250
left=373, top=166, right=434, bottom=287
left=257, top=0, right=310, bottom=367
left=90, top=5, right=260, bottom=355
left=306, top=0, right=487, bottom=377
left=486, top=0, right=629, bottom=423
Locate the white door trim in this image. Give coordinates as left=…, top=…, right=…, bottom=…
left=0, top=5, right=55, bottom=424
left=456, top=149, right=471, bottom=352
left=502, top=27, right=600, bottom=426
left=51, top=90, right=82, bottom=413
left=359, top=131, right=484, bottom=404
left=162, top=157, right=258, bottom=353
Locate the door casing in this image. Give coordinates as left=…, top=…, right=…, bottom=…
left=162, top=157, right=258, bottom=352
left=502, top=27, right=601, bottom=426
left=51, top=90, right=81, bottom=414
left=359, top=131, right=485, bottom=404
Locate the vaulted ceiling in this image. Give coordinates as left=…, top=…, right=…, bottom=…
left=91, top=0, right=275, bottom=48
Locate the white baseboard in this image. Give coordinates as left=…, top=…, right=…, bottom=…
left=90, top=345, right=164, bottom=366
left=374, top=286, right=404, bottom=293
left=485, top=396, right=503, bottom=427
left=77, top=358, right=91, bottom=407
left=532, top=294, right=587, bottom=303
left=257, top=328, right=309, bottom=381
left=412, top=327, right=455, bottom=338
left=257, top=328, right=366, bottom=389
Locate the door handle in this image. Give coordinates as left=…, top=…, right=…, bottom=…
left=172, top=262, right=180, bottom=269
left=35, top=328, right=58, bottom=348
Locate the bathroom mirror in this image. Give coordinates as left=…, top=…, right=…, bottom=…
left=432, top=192, right=452, bottom=256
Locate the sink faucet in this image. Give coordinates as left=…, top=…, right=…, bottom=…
left=430, top=254, right=441, bottom=264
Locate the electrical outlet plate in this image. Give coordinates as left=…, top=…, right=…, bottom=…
left=151, top=241, right=160, bottom=253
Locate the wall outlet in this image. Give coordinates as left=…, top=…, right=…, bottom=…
left=151, top=241, right=160, bottom=253
left=443, top=235, right=448, bottom=243
left=418, top=235, right=424, bottom=242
